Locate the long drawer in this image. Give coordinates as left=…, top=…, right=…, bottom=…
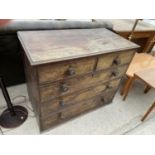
left=40, top=79, right=120, bottom=117
left=40, top=89, right=116, bottom=131
left=37, top=50, right=134, bottom=84
left=39, top=65, right=127, bottom=102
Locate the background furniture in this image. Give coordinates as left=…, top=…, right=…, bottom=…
left=18, top=28, right=139, bottom=131
left=121, top=53, right=155, bottom=100
left=134, top=68, right=155, bottom=121
left=105, top=19, right=155, bottom=53
left=0, top=19, right=113, bottom=86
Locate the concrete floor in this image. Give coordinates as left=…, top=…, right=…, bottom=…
left=0, top=79, right=155, bottom=135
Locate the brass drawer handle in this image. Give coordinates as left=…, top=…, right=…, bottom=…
left=67, top=67, right=76, bottom=76
left=59, top=100, right=65, bottom=107
left=112, top=56, right=121, bottom=66
left=60, top=83, right=69, bottom=92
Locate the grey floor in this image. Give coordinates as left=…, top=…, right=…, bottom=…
left=0, top=79, right=155, bottom=135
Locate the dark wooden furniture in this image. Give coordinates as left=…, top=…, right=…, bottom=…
left=106, top=19, right=155, bottom=53
left=18, top=28, right=139, bottom=132
left=134, top=68, right=155, bottom=121
left=0, top=20, right=112, bottom=86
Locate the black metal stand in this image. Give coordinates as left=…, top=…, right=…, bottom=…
left=0, top=76, right=28, bottom=128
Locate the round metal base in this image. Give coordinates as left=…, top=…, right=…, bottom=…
left=0, top=105, right=28, bottom=128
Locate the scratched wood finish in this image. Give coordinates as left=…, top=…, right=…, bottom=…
left=19, top=28, right=139, bottom=132
left=38, top=56, right=96, bottom=84
left=38, top=50, right=134, bottom=84
left=40, top=90, right=116, bottom=131
left=18, top=28, right=139, bottom=66
left=60, top=90, right=115, bottom=120
left=97, top=50, right=135, bottom=70
left=40, top=79, right=120, bottom=117
left=39, top=65, right=127, bottom=102
left=23, top=54, right=40, bottom=123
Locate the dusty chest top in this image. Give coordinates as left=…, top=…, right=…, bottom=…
left=18, top=28, right=139, bottom=66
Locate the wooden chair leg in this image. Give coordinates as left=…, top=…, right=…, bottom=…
left=122, top=77, right=134, bottom=101
left=141, top=101, right=155, bottom=121
left=120, top=77, right=129, bottom=96
left=144, top=85, right=151, bottom=94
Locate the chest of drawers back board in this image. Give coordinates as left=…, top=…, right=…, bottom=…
left=17, top=28, right=139, bottom=132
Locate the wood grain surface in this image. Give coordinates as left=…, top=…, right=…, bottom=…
left=135, top=68, right=155, bottom=88
left=40, top=89, right=116, bottom=131
left=21, top=28, right=139, bottom=132
left=40, top=79, right=120, bottom=117
left=18, top=28, right=139, bottom=65
left=39, top=65, right=127, bottom=102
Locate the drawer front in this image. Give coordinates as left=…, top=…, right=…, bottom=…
left=40, top=65, right=127, bottom=102
left=59, top=89, right=116, bottom=120
left=41, top=79, right=120, bottom=117
left=38, top=57, right=96, bottom=84
left=40, top=89, right=116, bottom=131
left=97, top=50, right=135, bottom=70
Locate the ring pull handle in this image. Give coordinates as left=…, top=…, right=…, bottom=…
left=60, top=83, right=69, bottom=92
left=67, top=67, right=76, bottom=76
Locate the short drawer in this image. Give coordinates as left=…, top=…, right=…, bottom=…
left=97, top=50, right=135, bottom=70
left=39, top=65, right=127, bottom=102
left=40, top=79, right=120, bottom=117
left=37, top=56, right=96, bottom=84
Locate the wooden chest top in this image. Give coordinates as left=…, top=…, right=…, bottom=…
left=18, top=28, right=139, bottom=66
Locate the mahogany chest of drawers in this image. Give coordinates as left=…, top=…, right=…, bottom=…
left=18, top=28, right=139, bottom=132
